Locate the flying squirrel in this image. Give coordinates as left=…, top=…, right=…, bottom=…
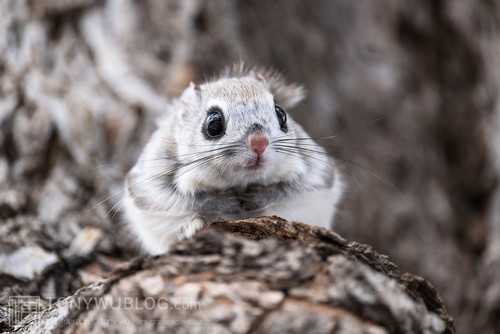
left=123, top=65, right=344, bottom=254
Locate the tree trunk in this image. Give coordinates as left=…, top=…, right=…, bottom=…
left=0, top=0, right=498, bottom=333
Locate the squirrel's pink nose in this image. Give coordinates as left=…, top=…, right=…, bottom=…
left=250, top=134, right=269, bottom=154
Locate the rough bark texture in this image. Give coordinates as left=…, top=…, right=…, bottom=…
left=6, top=218, right=454, bottom=334
left=0, top=0, right=499, bottom=333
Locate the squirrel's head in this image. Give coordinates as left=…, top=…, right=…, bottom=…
left=170, top=68, right=316, bottom=191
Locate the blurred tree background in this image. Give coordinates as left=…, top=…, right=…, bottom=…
left=0, top=0, right=499, bottom=333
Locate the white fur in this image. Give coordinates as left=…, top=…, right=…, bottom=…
left=259, top=169, right=344, bottom=227
left=123, top=190, right=204, bottom=255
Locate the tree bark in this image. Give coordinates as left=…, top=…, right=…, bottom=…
left=5, top=218, right=454, bottom=334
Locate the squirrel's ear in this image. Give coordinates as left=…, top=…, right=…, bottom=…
left=190, top=82, right=201, bottom=91
left=248, top=69, right=305, bottom=109
left=265, top=73, right=305, bottom=109
left=180, top=82, right=201, bottom=104
left=250, top=70, right=305, bottom=109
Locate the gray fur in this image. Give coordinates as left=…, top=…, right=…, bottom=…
left=239, top=181, right=297, bottom=212
left=194, top=189, right=241, bottom=215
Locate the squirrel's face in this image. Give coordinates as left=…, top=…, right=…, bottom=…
left=174, top=75, right=309, bottom=190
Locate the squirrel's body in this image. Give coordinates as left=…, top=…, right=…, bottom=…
left=123, top=67, right=344, bottom=254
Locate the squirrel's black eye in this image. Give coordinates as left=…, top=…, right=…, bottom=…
left=275, top=105, right=287, bottom=131
left=204, top=107, right=225, bottom=138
